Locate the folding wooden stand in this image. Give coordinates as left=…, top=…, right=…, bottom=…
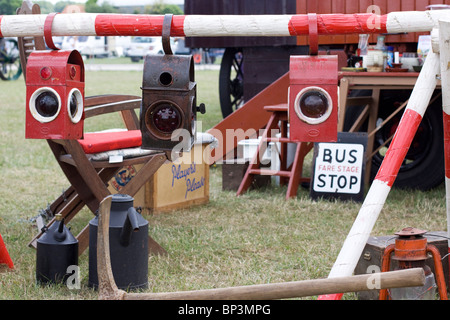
left=236, top=104, right=313, bottom=199
left=17, top=1, right=167, bottom=256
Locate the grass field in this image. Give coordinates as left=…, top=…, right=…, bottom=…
left=0, top=64, right=447, bottom=300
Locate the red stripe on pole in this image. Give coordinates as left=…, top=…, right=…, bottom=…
left=94, top=14, right=186, bottom=37
left=318, top=293, right=344, bottom=300
left=443, top=112, right=450, bottom=179
left=0, top=16, right=3, bottom=38
left=374, top=109, right=423, bottom=187
left=288, top=13, right=387, bottom=36
left=0, top=234, right=14, bottom=269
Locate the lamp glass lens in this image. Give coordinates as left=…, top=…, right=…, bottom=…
left=299, top=91, right=329, bottom=119
left=35, top=91, right=59, bottom=118
left=151, top=103, right=181, bottom=133
left=69, top=92, right=78, bottom=118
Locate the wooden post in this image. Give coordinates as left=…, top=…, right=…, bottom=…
left=97, top=196, right=126, bottom=300
left=123, top=268, right=424, bottom=300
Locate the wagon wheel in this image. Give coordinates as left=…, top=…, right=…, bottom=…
left=344, top=89, right=444, bottom=191
left=219, top=47, right=244, bottom=118
left=0, top=38, right=22, bottom=81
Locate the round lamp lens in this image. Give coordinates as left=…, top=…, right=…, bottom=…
left=69, top=93, right=78, bottom=118
left=151, top=103, right=181, bottom=133
left=35, top=91, right=59, bottom=118
left=299, top=91, right=329, bottom=119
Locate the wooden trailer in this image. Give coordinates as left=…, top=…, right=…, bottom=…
left=185, top=0, right=450, bottom=190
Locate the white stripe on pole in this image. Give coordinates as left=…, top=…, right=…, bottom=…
left=386, top=10, right=450, bottom=34
left=183, top=15, right=293, bottom=37
left=327, top=180, right=390, bottom=278
left=1, top=14, right=98, bottom=37
left=327, top=49, right=441, bottom=279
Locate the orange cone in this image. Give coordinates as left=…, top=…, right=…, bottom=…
left=0, top=233, right=14, bottom=270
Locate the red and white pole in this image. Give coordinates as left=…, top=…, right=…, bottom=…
left=319, top=43, right=442, bottom=300
left=0, top=10, right=449, bottom=38
left=439, top=19, right=450, bottom=274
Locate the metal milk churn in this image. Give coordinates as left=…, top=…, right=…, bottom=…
left=36, top=214, right=78, bottom=285
left=88, top=194, right=149, bottom=290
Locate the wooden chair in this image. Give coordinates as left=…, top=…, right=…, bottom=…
left=17, top=1, right=168, bottom=255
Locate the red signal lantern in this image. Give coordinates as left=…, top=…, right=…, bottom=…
left=25, top=50, right=85, bottom=140
left=289, top=55, right=338, bottom=142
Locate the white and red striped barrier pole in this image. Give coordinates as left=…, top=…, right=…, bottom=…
left=319, top=43, right=442, bottom=300
left=0, top=10, right=449, bottom=38
left=439, top=20, right=450, bottom=275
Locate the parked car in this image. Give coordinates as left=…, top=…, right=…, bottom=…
left=61, top=36, right=109, bottom=58
left=126, top=36, right=175, bottom=62
left=110, top=36, right=132, bottom=57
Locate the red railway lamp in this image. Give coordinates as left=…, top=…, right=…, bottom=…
left=25, top=50, right=85, bottom=140
left=288, top=55, right=338, bottom=143
left=379, top=227, right=448, bottom=300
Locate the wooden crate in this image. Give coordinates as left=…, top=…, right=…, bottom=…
left=108, top=134, right=216, bottom=213
left=145, top=142, right=211, bottom=213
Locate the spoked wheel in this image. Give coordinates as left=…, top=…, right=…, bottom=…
left=344, top=90, right=444, bottom=190
left=0, top=38, right=22, bottom=81
left=219, top=47, right=244, bottom=118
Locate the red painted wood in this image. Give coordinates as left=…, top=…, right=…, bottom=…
left=374, top=108, right=423, bottom=187
left=443, top=112, right=450, bottom=179
left=288, top=13, right=388, bottom=36
left=94, top=14, right=186, bottom=37
left=208, top=73, right=290, bottom=163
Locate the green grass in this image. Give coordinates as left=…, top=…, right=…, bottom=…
left=0, top=66, right=447, bottom=300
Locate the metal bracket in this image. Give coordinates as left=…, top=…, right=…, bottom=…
left=44, top=12, right=60, bottom=50
left=308, top=13, right=318, bottom=55
left=162, top=13, right=173, bottom=55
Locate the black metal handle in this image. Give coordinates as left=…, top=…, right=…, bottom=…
left=162, top=14, right=173, bottom=55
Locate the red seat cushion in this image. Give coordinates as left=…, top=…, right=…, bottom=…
left=78, top=130, right=142, bottom=154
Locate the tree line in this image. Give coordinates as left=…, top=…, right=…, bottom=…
left=0, top=0, right=183, bottom=15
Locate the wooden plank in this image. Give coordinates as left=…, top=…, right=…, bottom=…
left=344, top=0, right=360, bottom=44
left=330, top=0, right=347, bottom=44
left=48, top=140, right=102, bottom=213
left=317, top=0, right=336, bottom=44
left=119, top=268, right=426, bottom=300
left=296, top=0, right=308, bottom=45
left=208, top=72, right=290, bottom=164
left=120, top=154, right=167, bottom=197
left=386, top=0, right=401, bottom=43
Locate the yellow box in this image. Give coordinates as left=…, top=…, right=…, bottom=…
left=108, top=134, right=215, bottom=213
left=145, top=142, right=211, bottom=213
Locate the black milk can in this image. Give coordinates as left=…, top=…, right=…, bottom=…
left=88, top=194, right=148, bottom=290
left=36, top=214, right=78, bottom=285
